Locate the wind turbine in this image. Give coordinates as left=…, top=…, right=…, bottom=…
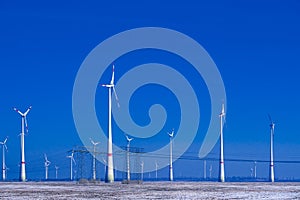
left=125, top=135, right=133, bottom=182
left=209, top=164, right=212, bottom=179
left=102, top=158, right=107, bottom=181
left=155, top=161, right=158, bottom=180
left=203, top=160, right=206, bottom=180
left=101, top=65, right=119, bottom=183
left=140, top=161, right=144, bottom=181
left=13, top=106, right=32, bottom=182
left=0, top=137, right=8, bottom=181
left=219, top=103, right=225, bottom=182
left=44, top=154, right=51, bottom=180
left=90, top=138, right=100, bottom=180
left=167, top=129, right=174, bottom=181
left=254, top=161, right=257, bottom=179
left=268, top=115, right=275, bottom=182
left=67, top=152, right=76, bottom=181
left=55, top=165, right=59, bottom=179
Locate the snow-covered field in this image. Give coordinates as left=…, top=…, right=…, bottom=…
left=0, top=181, right=299, bottom=200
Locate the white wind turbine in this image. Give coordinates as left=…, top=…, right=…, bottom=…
left=44, top=154, right=51, bottom=180
left=0, top=137, right=8, bottom=181
left=125, top=135, right=133, bottom=181
left=155, top=161, right=158, bottom=180
left=209, top=164, right=212, bottom=179
left=203, top=160, right=207, bottom=180
left=13, top=106, right=32, bottom=182
left=167, top=129, right=174, bottom=181
left=90, top=138, right=100, bottom=180
left=102, top=158, right=107, bottom=181
left=101, top=65, right=119, bottom=183
left=55, top=165, right=59, bottom=179
left=67, top=152, right=76, bottom=181
left=219, top=103, right=225, bottom=182
left=268, top=115, right=275, bottom=182
left=254, top=161, right=257, bottom=179
left=140, top=161, right=144, bottom=181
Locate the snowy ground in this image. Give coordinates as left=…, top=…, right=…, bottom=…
left=0, top=181, right=299, bottom=200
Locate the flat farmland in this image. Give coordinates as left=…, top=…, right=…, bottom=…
left=0, top=181, right=299, bottom=199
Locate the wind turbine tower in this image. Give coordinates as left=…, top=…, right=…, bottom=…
left=90, top=138, right=100, bottom=180
left=167, top=129, right=174, bottom=181
left=0, top=137, right=8, bottom=181
left=67, top=152, right=76, bottom=181
left=219, top=103, right=225, bottom=182
left=44, top=154, right=51, bottom=180
left=101, top=65, right=119, bottom=183
left=125, top=135, right=133, bottom=181
left=13, top=106, right=32, bottom=182
left=268, top=115, right=275, bottom=182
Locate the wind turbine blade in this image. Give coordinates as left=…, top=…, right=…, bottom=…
left=89, top=138, right=95, bottom=145
left=222, top=104, right=225, bottom=114
left=70, top=152, right=76, bottom=164
left=110, top=65, right=115, bottom=85
left=13, top=107, right=23, bottom=116
left=268, top=114, right=273, bottom=123
left=24, top=106, right=32, bottom=116
left=44, top=154, right=48, bottom=161
left=112, top=87, right=120, bottom=108
left=25, top=117, right=29, bottom=133
left=167, top=129, right=174, bottom=137
left=4, top=137, right=8, bottom=144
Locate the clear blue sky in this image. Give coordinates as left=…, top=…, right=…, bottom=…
left=0, top=0, right=300, bottom=180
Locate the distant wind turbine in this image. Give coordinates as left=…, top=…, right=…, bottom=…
left=90, top=138, right=100, bottom=180
left=203, top=160, right=206, bottom=180
left=101, top=65, right=119, bottom=183
left=155, top=161, right=158, bottom=180
left=268, top=114, right=275, bottom=182
left=167, top=129, right=174, bottom=181
left=44, top=154, right=51, bottom=180
left=125, top=135, right=133, bottom=182
left=219, top=103, right=225, bottom=182
left=102, top=157, right=107, bottom=181
left=55, top=165, right=59, bottom=179
left=209, top=164, right=212, bottom=179
left=13, top=106, right=32, bottom=182
left=0, top=137, right=8, bottom=181
left=67, top=152, right=76, bottom=181
left=140, top=161, right=144, bottom=181
left=254, top=161, right=257, bottom=179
